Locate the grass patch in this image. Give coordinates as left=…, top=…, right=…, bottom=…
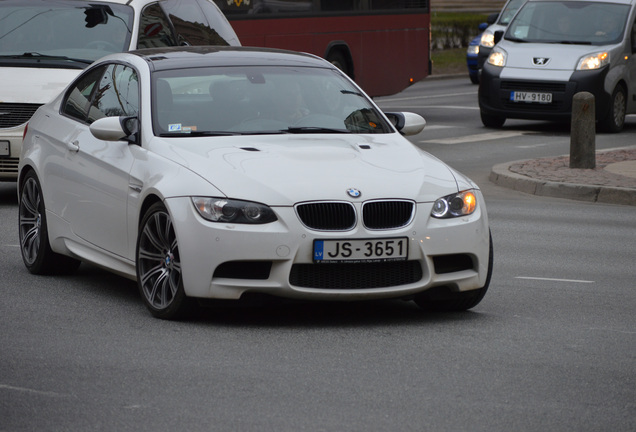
left=431, top=48, right=467, bottom=75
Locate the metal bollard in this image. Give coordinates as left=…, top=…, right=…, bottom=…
left=570, top=92, right=596, bottom=169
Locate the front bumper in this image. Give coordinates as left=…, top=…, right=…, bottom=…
left=165, top=194, right=491, bottom=301
left=478, top=63, right=610, bottom=121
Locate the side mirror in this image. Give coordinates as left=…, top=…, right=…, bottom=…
left=487, top=13, right=499, bottom=25
left=384, top=112, right=426, bottom=136
left=494, top=30, right=504, bottom=45
left=90, top=116, right=139, bottom=143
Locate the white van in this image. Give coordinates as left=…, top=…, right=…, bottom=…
left=479, top=0, right=636, bottom=132
left=0, top=0, right=240, bottom=181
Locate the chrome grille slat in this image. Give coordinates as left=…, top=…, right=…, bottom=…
left=0, top=103, right=42, bottom=128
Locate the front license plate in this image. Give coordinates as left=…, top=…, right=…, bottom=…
left=313, top=237, right=408, bottom=263
left=510, top=91, right=552, bottom=103
left=0, top=141, right=9, bottom=157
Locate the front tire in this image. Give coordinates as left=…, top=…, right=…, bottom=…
left=599, top=85, right=626, bottom=133
left=480, top=110, right=506, bottom=128
left=136, top=202, right=194, bottom=319
left=18, top=171, right=81, bottom=275
left=414, top=231, right=493, bottom=312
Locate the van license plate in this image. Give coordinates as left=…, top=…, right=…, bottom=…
left=510, top=91, right=552, bottom=103
left=0, top=141, right=9, bottom=157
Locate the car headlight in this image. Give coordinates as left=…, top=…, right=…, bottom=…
left=480, top=31, right=495, bottom=48
left=431, top=191, right=477, bottom=219
left=467, top=44, right=480, bottom=55
left=192, top=197, right=277, bottom=224
left=576, top=52, right=609, bottom=70
left=487, top=48, right=507, bottom=67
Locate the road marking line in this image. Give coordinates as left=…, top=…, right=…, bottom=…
left=420, top=131, right=526, bottom=145
left=0, top=384, right=68, bottom=398
left=515, top=276, right=595, bottom=284
left=379, top=91, right=477, bottom=102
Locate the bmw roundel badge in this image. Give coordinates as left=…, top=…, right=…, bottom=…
left=346, top=188, right=361, bottom=198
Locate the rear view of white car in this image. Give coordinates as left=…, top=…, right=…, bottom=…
left=479, top=0, right=636, bottom=132
left=0, top=0, right=240, bottom=181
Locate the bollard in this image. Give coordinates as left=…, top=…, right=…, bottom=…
left=570, top=92, right=596, bottom=169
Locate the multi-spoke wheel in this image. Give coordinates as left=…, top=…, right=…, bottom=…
left=18, top=171, right=80, bottom=274
left=599, top=85, right=626, bottom=133
left=136, top=202, right=193, bottom=319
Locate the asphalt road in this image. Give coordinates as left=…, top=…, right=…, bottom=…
left=1, top=77, right=634, bottom=432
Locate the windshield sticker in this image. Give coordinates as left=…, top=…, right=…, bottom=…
left=168, top=124, right=197, bottom=133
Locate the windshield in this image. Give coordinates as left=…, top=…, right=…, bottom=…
left=506, top=1, right=630, bottom=45
left=498, top=0, right=526, bottom=26
left=152, top=66, right=393, bottom=136
left=0, top=0, right=133, bottom=67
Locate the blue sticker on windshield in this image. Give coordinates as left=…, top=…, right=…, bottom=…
left=168, top=123, right=182, bottom=132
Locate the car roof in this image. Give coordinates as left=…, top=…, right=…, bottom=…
left=128, top=46, right=332, bottom=71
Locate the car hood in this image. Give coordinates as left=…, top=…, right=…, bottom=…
left=500, top=42, right=615, bottom=71
left=148, top=134, right=460, bottom=204
left=0, top=67, right=81, bottom=104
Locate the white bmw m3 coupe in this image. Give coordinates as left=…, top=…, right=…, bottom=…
left=18, top=46, right=493, bottom=319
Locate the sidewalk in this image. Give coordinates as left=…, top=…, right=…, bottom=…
left=490, top=147, right=636, bottom=206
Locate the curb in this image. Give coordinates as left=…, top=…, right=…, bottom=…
left=490, top=161, right=636, bottom=206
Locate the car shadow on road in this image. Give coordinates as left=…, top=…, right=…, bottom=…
left=195, top=296, right=488, bottom=328
left=65, top=263, right=490, bottom=328
left=0, top=183, right=18, bottom=206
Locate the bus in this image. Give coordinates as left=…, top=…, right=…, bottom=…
left=213, top=0, right=430, bottom=97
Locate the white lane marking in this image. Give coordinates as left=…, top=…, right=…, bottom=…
left=0, top=384, right=69, bottom=398
left=378, top=91, right=477, bottom=103
left=420, top=131, right=527, bottom=145
left=423, top=125, right=456, bottom=130
left=377, top=105, right=479, bottom=111
left=515, top=276, right=595, bottom=284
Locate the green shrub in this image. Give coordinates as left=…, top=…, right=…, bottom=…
left=431, top=12, right=490, bottom=50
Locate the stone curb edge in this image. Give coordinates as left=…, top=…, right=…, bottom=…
left=490, top=161, right=636, bottom=206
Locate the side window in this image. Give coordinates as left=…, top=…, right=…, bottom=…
left=62, top=66, right=107, bottom=121
left=163, top=0, right=233, bottom=46
left=87, top=64, right=139, bottom=124
left=137, top=3, right=177, bottom=48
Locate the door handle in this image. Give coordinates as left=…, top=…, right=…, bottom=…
left=67, top=140, right=79, bottom=152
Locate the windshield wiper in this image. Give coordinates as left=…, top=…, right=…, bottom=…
left=283, top=127, right=351, bottom=134
left=0, top=52, right=93, bottom=65
left=340, top=90, right=364, bottom=97
left=556, top=40, right=592, bottom=45
left=505, top=36, right=528, bottom=43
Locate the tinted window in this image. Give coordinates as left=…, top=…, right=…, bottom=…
left=87, top=64, right=139, bottom=123
left=62, top=66, right=107, bottom=121
left=162, top=0, right=238, bottom=46
left=137, top=3, right=177, bottom=48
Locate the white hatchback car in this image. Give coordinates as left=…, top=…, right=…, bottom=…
left=18, top=46, right=493, bottom=319
left=0, top=0, right=239, bottom=181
